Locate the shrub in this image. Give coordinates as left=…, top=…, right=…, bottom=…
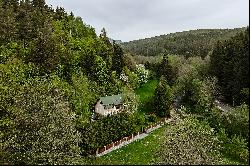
left=222, top=104, right=249, bottom=140
left=78, top=113, right=144, bottom=155
left=217, top=129, right=249, bottom=164
left=207, top=104, right=249, bottom=141
left=147, top=114, right=157, bottom=123
left=155, top=116, right=222, bottom=165
left=206, top=107, right=224, bottom=133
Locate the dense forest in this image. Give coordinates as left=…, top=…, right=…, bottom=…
left=121, top=28, right=246, bottom=58
left=0, top=0, right=249, bottom=165
left=210, top=28, right=249, bottom=106
left=0, top=0, right=144, bottom=164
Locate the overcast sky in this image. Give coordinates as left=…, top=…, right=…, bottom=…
left=45, top=0, right=249, bottom=42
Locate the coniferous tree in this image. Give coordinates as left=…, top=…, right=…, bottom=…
left=28, top=21, right=60, bottom=74
left=154, top=77, right=173, bottom=117
left=112, top=42, right=125, bottom=75
left=0, top=0, right=17, bottom=44
left=99, top=27, right=113, bottom=71
left=157, top=54, right=174, bottom=84
left=32, top=0, right=45, bottom=8
left=16, top=0, right=34, bottom=42
left=55, top=6, right=67, bottom=20
left=210, top=28, right=249, bottom=105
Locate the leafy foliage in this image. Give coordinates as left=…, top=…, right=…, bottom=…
left=155, top=116, right=222, bottom=165
left=208, top=104, right=249, bottom=141
left=210, top=28, right=249, bottom=105
left=122, top=87, right=139, bottom=113
left=77, top=113, right=145, bottom=155
left=120, top=66, right=139, bottom=90
left=1, top=74, right=81, bottom=165
left=0, top=1, right=140, bottom=164
left=217, top=129, right=249, bottom=164
left=172, top=56, right=215, bottom=114
left=135, top=64, right=149, bottom=85
left=153, top=77, right=173, bottom=117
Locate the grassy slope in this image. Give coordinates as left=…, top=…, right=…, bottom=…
left=88, top=125, right=168, bottom=165
left=135, top=79, right=159, bottom=114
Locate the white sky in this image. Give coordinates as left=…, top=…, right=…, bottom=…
left=46, top=0, right=249, bottom=42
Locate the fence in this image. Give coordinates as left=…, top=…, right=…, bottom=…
left=95, top=118, right=170, bottom=156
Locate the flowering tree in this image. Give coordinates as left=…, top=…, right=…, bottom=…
left=135, top=64, right=149, bottom=85
left=122, top=87, right=139, bottom=113
left=120, top=67, right=139, bottom=90
left=119, top=71, right=129, bottom=83
left=155, top=116, right=222, bottom=165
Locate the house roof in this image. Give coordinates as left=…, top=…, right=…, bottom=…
left=100, top=94, right=123, bottom=106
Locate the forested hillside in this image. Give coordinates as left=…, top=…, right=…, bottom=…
left=122, top=28, right=246, bottom=58
left=0, top=0, right=145, bottom=164
left=0, top=0, right=248, bottom=165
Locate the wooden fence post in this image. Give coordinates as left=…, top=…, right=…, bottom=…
left=96, top=148, right=99, bottom=155
left=132, top=134, right=134, bottom=139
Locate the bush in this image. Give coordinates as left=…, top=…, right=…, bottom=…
left=217, top=129, right=249, bottom=164
left=147, top=114, right=157, bottom=123
left=223, top=104, right=249, bottom=140
left=206, top=107, right=224, bottom=133
left=207, top=104, right=249, bottom=141
left=155, top=116, right=222, bottom=165
left=78, top=112, right=144, bottom=155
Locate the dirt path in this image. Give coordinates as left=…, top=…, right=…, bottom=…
left=214, top=100, right=233, bottom=113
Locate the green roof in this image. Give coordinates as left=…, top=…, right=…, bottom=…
left=100, top=94, right=123, bottom=106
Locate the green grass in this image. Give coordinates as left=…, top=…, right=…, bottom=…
left=135, top=79, right=159, bottom=114
left=87, top=125, right=168, bottom=165
left=135, top=79, right=158, bottom=103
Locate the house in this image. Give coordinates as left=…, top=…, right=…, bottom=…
left=94, top=94, right=123, bottom=116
